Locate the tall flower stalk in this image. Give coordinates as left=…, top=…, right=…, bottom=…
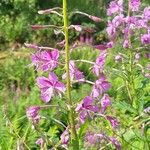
left=63, top=0, right=79, bottom=148
left=25, top=0, right=121, bottom=149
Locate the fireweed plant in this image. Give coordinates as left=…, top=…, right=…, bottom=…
left=106, top=0, right=150, bottom=109
left=24, top=0, right=150, bottom=150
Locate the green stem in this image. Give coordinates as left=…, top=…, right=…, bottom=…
left=63, top=0, right=79, bottom=149
left=127, top=0, right=137, bottom=109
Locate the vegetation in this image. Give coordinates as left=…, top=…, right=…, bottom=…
left=0, top=0, right=150, bottom=150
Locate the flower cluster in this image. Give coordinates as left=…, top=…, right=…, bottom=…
left=107, top=0, right=150, bottom=47
left=107, top=0, right=150, bottom=79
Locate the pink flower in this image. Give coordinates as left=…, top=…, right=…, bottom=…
left=85, top=132, right=105, bottom=145
left=26, top=106, right=41, bottom=123
left=107, top=0, right=123, bottom=16
left=124, top=16, right=138, bottom=30
left=32, top=50, right=59, bottom=72
left=107, top=41, right=114, bottom=48
left=37, top=72, right=65, bottom=102
left=106, top=116, right=119, bottom=129
left=112, top=14, right=124, bottom=28
left=93, top=51, right=107, bottom=76
left=129, top=0, right=141, bottom=12
left=123, top=39, right=130, bottom=48
left=91, top=75, right=111, bottom=98
left=61, top=129, right=69, bottom=145
left=76, top=96, right=99, bottom=123
left=115, top=54, right=123, bottom=63
left=78, top=111, right=88, bottom=124
left=135, top=53, right=140, bottom=60
left=106, top=21, right=117, bottom=39
left=109, top=137, right=121, bottom=150
left=36, top=138, right=44, bottom=146
left=143, top=7, right=150, bottom=20
left=136, top=19, right=147, bottom=28
left=141, top=34, right=150, bottom=45
left=62, top=61, right=84, bottom=82
left=101, top=94, right=111, bottom=113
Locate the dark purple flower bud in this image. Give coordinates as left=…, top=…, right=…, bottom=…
left=106, top=116, right=119, bottom=129
left=37, top=72, right=66, bottom=102
left=109, top=137, right=121, bottom=150
left=94, top=44, right=108, bottom=51
left=26, top=106, right=41, bottom=123
left=101, top=94, right=111, bottom=113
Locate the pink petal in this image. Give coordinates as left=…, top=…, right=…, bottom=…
left=48, top=72, right=58, bottom=81
left=55, top=82, right=66, bottom=93
left=37, top=77, right=52, bottom=88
